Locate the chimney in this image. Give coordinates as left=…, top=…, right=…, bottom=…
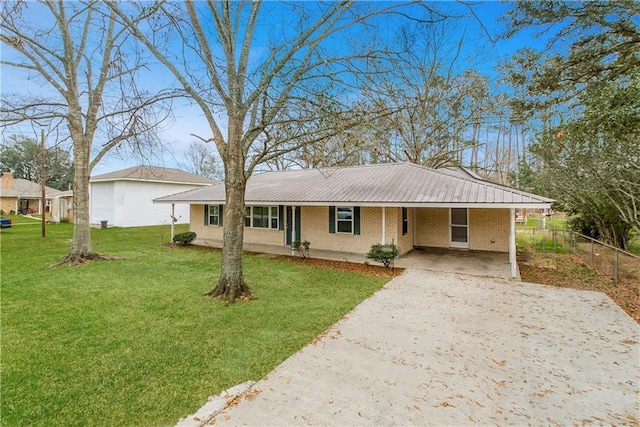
left=1, top=172, right=14, bottom=191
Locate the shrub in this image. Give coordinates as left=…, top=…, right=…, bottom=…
left=366, top=243, right=399, bottom=268
left=0, top=210, right=4, bottom=215
left=173, top=231, right=196, bottom=246
left=292, top=240, right=310, bottom=258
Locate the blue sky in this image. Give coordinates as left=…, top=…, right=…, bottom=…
left=1, top=1, right=547, bottom=175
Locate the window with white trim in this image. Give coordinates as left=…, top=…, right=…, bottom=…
left=208, top=205, right=220, bottom=226
left=336, top=207, right=353, bottom=233
left=245, top=205, right=279, bottom=229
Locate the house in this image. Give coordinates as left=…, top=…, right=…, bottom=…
left=90, top=165, right=216, bottom=227
left=0, top=172, right=74, bottom=222
left=154, top=162, right=553, bottom=277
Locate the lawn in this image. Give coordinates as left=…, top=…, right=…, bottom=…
left=0, top=223, right=387, bottom=426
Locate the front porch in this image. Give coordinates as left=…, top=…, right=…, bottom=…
left=193, top=239, right=517, bottom=280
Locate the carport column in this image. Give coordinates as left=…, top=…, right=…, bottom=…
left=381, top=207, right=386, bottom=245
left=170, top=203, right=175, bottom=243
left=510, top=208, right=517, bottom=279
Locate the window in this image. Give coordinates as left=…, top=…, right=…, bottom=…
left=270, top=206, right=279, bottom=229
left=205, top=205, right=223, bottom=226
left=208, top=205, right=219, bottom=226
left=336, top=207, right=353, bottom=233
left=245, top=206, right=279, bottom=229
left=402, top=207, right=408, bottom=235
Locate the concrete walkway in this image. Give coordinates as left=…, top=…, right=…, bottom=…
left=205, top=269, right=639, bottom=426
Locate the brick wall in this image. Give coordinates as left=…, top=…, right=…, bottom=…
left=414, top=207, right=510, bottom=252
left=0, top=197, right=17, bottom=214
left=190, top=204, right=284, bottom=245
left=190, top=204, right=510, bottom=254
left=469, top=208, right=509, bottom=252
left=415, top=208, right=449, bottom=248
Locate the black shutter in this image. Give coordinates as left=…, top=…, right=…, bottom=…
left=329, top=206, right=335, bottom=233
left=354, top=206, right=360, bottom=235
left=278, top=205, right=284, bottom=230
left=219, top=205, right=224, bottom=227
left=204, top=205, right=209, bottom=226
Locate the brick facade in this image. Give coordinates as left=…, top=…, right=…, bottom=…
left=0, top=197, right=17, bottom=214
left=190, top=204, right=509, bottom=255
left=468, top=208, right=510, bottom=252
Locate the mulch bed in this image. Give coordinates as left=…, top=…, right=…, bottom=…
left=518, top=246, right=640, bottom=324
left=273, top=254, right=403, bottom=279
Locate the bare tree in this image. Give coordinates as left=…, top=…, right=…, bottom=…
left=110, top=1, right=428, bottom=302
left=1, top=1, right=172, bottom=265
left=363, top=21, right=492, bottom=168
left=181, top=141, right=223, bottom=180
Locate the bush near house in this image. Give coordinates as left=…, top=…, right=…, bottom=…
left=292, top=240, right=311, bottom=258
left=367, top=243, right=399, bottom=268
left=173, top=231, right=196, bottom=245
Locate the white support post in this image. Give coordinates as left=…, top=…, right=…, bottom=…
left=171, top=203, right=176, bottom=243
left=510, top=208, right=517, bottom=279
left=291, top=205, right=296, bottom=255
left=381, top=207, right=386, bottom=245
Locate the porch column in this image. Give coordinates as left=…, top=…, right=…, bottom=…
left=510, top=208, right=517, bottom=279
left=381, top=207, right=386, bottom=244
left=291, top=205, right=296, bottom=255
left=170, top=203, right=175, bottom=243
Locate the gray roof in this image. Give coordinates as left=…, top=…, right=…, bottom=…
left=154, top=162, right=553, bottom=208
left=1, top=177, right=65, bottom=198
left=91, top=165, right=216, bottom=185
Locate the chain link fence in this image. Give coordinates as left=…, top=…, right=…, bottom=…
left=517, top=219, right=640, bottom=287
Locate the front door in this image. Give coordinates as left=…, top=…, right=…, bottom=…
left=285, top=206, right=301, bottom=245
left=450, top=208, right=469, bottom=248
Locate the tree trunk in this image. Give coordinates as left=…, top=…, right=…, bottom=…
left=52, top=135, right=108, bottom=266
left=204, top=120, right=254, bottom=302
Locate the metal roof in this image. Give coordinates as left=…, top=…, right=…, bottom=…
left=154, top=162, right=553, bottom=208
left=91, top=165, right=216, bottom=185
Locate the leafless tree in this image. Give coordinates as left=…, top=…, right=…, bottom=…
left=363, top=21, right=492, bottom=169
left=110, top=1, right=431, bottom=302
left=181, top=141, right=223, bottom=180
left=1, top=0, right=173, bottom=265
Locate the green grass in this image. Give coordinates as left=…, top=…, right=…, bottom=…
left=516, top=230, right=570, bottom=253
left=1, top=223, right=387, bottom=426
left=1, top=214, right=42, bottom=225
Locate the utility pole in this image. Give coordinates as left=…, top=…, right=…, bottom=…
left=41, top=129, right=46, bottom=237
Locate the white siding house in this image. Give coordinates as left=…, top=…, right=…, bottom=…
left=90, top=166, right=216, bottom=227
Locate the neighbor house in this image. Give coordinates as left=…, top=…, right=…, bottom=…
left=90, top=165, right=216, bottom=227
left=154, top=162, right=553, bottom=277
left=0, top=172, right=74, bottom=222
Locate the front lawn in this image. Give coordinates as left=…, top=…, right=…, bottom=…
left=1, top=223, right=387, bottom=426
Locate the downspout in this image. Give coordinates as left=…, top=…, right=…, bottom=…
left=510, top=208, right=517, bottom=279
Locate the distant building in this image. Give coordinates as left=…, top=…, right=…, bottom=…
left=89, top=165, right=216, bottom=227
left=0, top=172, right=74, bottom=222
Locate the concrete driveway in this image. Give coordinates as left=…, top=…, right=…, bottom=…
left=199, top=270, right=640, bottom=426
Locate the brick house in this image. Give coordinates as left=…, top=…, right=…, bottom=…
left=0, top=172, right=74, bottom=222
left=155, top=163, right=553, bottom=277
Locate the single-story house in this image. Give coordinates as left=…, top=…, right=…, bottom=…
left=154, top=162, right=553, bottom=277
left=90, top=165, right=216, bottom=227
left=0, top=171, right=74, bottom=222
